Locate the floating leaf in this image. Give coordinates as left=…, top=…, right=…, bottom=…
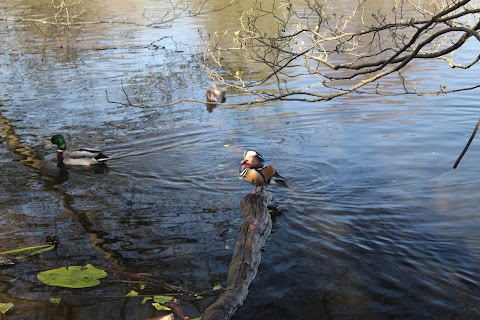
left=1, top=245, right=55, bottom=259
left=50, top=298, right=61, bottom=305
left=195, top=295, right=204, bottom=300
left=125, top=290, right=139, bottom=297
left=152, top=302, right=171, bottom=311
left=141, top=297, right=152, bottom=304
left=37, top=264, right=107, bottom=288
left=153, top=295, right=174, bottom=304
left=225, top=244, right=230, bottom=250
left=212, top=284, right=222, bottom=291
left=223, top=144, right=230, bottom=147
left=0, top=302, right=13, bottom=314
left=140, top=284, right=146, bottom=290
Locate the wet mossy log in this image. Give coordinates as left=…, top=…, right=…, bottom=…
left=203, top=193, right=273, bottom=320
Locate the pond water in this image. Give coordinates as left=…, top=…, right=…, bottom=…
left=1, top=0, right=479, bottom=319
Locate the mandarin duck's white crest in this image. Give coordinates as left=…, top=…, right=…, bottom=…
left=49, top=134, right=110, bottom=166
left=241, top=149, right=265, bottom=169
left=206, top=84, right=226, bottom=103
left=239, top=150, right=289, bottom=193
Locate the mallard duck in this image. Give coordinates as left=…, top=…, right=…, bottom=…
left=49, top=134, right=110, bottom=166
left=206, top=84, right=226, bottom=103
left=240, top=149, right=265, bottom=169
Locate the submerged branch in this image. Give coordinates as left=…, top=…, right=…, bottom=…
left=105, top=268, right=198, bottom=297
left=203, top=193, right=273, bottom=320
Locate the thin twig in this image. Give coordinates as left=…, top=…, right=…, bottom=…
left=453, top=117, right=480, bottom=169
left=105, top=268, right=198, bottom=297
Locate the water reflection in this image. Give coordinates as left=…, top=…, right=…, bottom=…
left=52, top=163, right=70, bottom=185
left=0, top=108, right=43, bottom=170
left=45, top=162, right=110, bottom=186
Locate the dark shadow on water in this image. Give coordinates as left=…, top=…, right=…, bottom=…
left=48, top=161, right=110, bottom=185
left=53, top=164, right=70, bottom=185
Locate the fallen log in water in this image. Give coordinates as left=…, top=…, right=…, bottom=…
left=203, top=192, right=273, bottom=320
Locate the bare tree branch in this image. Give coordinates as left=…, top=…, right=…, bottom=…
left=453, top=118, right=480, bottom=169
left=202, top=0, right=480, bottom=103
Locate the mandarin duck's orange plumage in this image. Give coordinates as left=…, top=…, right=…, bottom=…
left=239, top=150, right=289, bottom=193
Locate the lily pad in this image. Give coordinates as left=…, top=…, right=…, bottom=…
left=37, top=264, right=107, bottom=288
left=1, top=244, right=55, bottom=259
left=212, top=284, right=222, bottom=291
left=125, top=290, right=139, bottom=297
left=152, top=302, right=171, bottom=311
left=141, top=297, right=152, bottom=304
left=50, top=298, right=61, bottom=305
left=0, top=302, right=14, bottom=314
left=153, top=295, right=174, bottom=304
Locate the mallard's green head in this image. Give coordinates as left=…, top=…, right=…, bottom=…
left=50, top=135, right=67, bottom=150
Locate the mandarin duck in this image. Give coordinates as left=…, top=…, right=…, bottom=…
left=239, top=150, right=290, bottom=193
left=49, top=134, right=111, bottom=166
left=206, top=84, right=226, bottom=103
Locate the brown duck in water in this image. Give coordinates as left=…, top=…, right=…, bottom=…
left=206, top=84, right=226, bottom=103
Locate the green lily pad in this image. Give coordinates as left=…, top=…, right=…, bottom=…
left=37, top=264, right=107, bottom=288
left=152, top=302, right=171, bottom=311
left=1, top=244, right=55, bottom=259
left=153, top=295, right=174, bottom=304
left=50, top=298, right=61, bottom=305
left=212, top=284, right=222, bottom=291
left=0, top=302, right=14, bottom=314
left=125, top=290, right=139, bottom=297
left=141, top=297, right=152, bottom=304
